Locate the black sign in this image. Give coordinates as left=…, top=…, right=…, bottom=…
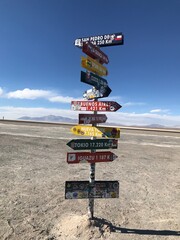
left=81, top=71, right=112, bottom=98
left=67, top=138, right=118, bottom=150
left=75, top=32, right=124, bottom=48
left=65, top=181, right=119, bottom=199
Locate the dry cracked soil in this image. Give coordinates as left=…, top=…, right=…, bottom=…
left=0, top=121, right=180, bottom=240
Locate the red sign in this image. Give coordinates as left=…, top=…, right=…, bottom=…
left=82, top=42, right=109, bottom=64
left=79, top=114, right=107, bottom=124
left=67, top=151, right=118, bottom=164
left=71, top=101, right=122, bottom=112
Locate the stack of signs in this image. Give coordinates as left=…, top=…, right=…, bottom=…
left=65, top=32, right=124, bottom=216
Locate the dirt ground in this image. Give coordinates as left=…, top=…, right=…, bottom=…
left=0, top=121, right=179, bottom=240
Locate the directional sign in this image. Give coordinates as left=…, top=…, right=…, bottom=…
left=71, top=100, right=121, bottom=112
left=74, top=32, right=124, bottom=48
left=82, top=42, right=109, bottom=64
left=79, top=114, right=107, bottom=124
left=83, top=87, right=102, bottom=100
left=65, top=181, right=119, bottom=199
left=81, top=56, right=108, bottom=76
left=81, top=71, right=112, bottom=98
left=67, top=139, right=118, bottom=150
left=71, top=125, right=120, bottom=138
left=67, top=151, right=117, bottom=164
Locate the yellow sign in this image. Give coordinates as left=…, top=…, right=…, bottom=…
left=71, top=125, right=120, bottom=138
left=81, top=56, right=108, bottom=76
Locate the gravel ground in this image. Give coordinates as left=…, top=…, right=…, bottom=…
left=0, top=121, right=179, bottom=240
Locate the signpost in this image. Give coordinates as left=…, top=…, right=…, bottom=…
left=65, top=181, right=119, bottom=199
left=81, top=56, right=108, bottom=76
left=79, top=113, right=107, bottom=124
left=71, top=125, right=120, bottom=138
left=82, top=41, right=109, bottom=64
left=67, top=139, right=118, bottom=150
left=67, top=151, right=118, bottom=164
left=74, top=32, right=124, bottom=48
left=71, top=100, right=122, bottom=112
left=81, top=71, right=112, bottom=98
left=65, top=31, right=123, bottom=220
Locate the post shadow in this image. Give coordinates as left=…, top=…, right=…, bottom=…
left=92, top=217, right=180, bottom=236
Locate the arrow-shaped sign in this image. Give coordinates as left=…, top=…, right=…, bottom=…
left=67, top=151, right=118, bottom=164
left=71, top=100, right=121, bottom=112
left=82, top=42, right=109, bottom=64
left=81, top=71, right=112, bottom=98
left=70, top=125, right=120, bottom=138
left=67, top=139, right=118, bottom=150
left=81, top=56, right=108, bottom=76
left=79, top=114, right=107, bottom=124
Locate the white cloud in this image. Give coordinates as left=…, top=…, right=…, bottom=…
left=0, top=106, right=79, bottom=120
left=49, top=96, right=82, bottom=103
left=7, top=88, right=54, bottom=100
left=5, top=88, right=82, bottom=103
left=0, top=87, right=3, bottom=96
left=123, top=102, right=146, bottom=107
left=0, top=106, right=180, bottom=127
left=150, top=109, right=170, bottom=113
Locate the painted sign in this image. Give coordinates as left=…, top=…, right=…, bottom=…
left=74, top=32, right=124, bottom=48
left=81, top=71, right=112, bottom=98
left=81, top=56, right=108, bottom=76
left=82, top=42, right=109, bottom=64
left=79, top=114, right=107, bottom=124
left=67, top=151, right=117, bottom=164
left=70, top=125, right=120, bottom=138
left=71, top=100, right=122, bottom=112
left=65, top=181, right=119, bottom=199
left=67, top=139, right=118, bottom=150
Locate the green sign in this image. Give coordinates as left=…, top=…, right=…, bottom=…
left=67, top=139, right=118, bottom=150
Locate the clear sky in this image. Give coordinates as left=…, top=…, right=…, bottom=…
left=0, top=0, right=180, bottom=126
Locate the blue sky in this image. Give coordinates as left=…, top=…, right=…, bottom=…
left=0, top=0, right=180, bottom=126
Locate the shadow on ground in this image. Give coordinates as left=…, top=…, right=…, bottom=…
left=92, top=217, right=180, bottom=236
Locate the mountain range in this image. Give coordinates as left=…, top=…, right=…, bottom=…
left=19, top=115, right=77, bottom=123
left=18, top=115, right=176, bottom=129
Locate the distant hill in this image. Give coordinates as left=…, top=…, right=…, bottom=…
left=18, top=115, right=180, bottom=129
left=18, top=115, right=77, bottom=123
left=141, top=124, right=165, bottom=128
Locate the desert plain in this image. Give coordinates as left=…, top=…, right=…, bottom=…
left=0, top=120, right=179, bottom=240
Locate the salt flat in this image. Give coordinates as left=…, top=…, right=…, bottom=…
left=0, top=121, right=179, bottom=240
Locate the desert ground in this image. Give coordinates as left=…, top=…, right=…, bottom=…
left=0, top=120, right=179, bottom=240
